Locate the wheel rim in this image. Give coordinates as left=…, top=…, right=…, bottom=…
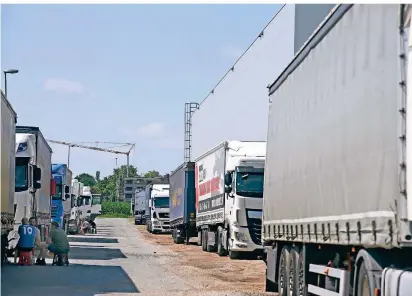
left=279, top=254, right=286, bottom=295
left=298, top=259, right=305, bottom=296
left=289, top=256, right=294, bottom=296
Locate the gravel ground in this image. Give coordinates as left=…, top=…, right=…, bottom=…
left=1, top=218, right=277, bottom=296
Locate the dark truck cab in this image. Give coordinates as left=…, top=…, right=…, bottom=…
left=169, top=162, right=197, bottom=244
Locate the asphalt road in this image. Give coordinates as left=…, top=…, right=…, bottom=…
left=1, top=218, right=273, bottom=296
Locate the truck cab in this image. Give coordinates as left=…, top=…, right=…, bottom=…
left=51, top=164, right=72, bottom=232
left=146, top=184, right=170, bottom=234
left=223, top=158, right=265, bottom=256
left=90, top=194, right=102, bottom=221
left=79, top=186, right=92, bottom=222
left=14, top=126, right=52, bottom=241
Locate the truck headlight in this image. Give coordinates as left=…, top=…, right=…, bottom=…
left=234, top=231, right=248, bottom=242
left=153, top=220, right=160, bottom=225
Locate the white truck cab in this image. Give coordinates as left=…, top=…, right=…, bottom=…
left=146, top=184, right=171, bottom=234
left=195, top=140, right=266, bottom=259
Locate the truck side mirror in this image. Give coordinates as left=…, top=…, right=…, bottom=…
left=64, top=186, right=70, bottom=194
left=224, top=186, right=232, bottom=194
left=33, top=166, right=42, bottom=189
left=64, top=194, right=70, bottom=200
left=224, top=172, right=232, bottom=186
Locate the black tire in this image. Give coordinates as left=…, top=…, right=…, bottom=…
left=357, top=261, right=372, bottom=296
left=226, top=230, right=240, bottom=260
left=134, top=221, right=138, bottom=225
left=297, top=249, right=308, bottom=296
left=289, top=248, right=300, bottom=296
left=217, top=226, right=227, bottom=256
left=201, top=230, right=207, bottom=251
left=278, top=246, right=291, bottom=296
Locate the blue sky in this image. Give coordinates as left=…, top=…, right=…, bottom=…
left=1, top=4, right=280, bottom=178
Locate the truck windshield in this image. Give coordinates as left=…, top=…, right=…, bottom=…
left=154, top=197, right=169, bottom=208
left=92, top=196, right=101, bottom=205
left=15, top=165, right=28, bottom=191
left=236, top=172, right=264, bottom=198
left=81, top=196, right=91, bottom=205
left=52, top=185, right=63, bottom=200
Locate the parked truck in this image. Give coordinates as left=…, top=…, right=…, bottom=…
left=134, top=190, right=146, bottom=225
left=51, top=164, right=72, bottom=232
left=263, top=4, right=412, bottom=296
left=91, top=194, right=102, bottom=220
left=68, top=179, right=84, bottom=234
left=79, top=186, right=92, bottom=222
left=145, top=182, right=171, bottom=234
left=169, top=162, right=197, bottom=244
left=14, top=126, right=52, bottom=241
left=195, top=140, right=265, bottom=259
left=1, top=91, right=17, bottom=261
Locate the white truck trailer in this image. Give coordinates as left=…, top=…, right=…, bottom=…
left=263, top=4, right=412, bottom=296
left=195, top=141, right=265, bottom=259
left=1, top=91, right=17, bottom=260
left=14, top=126, right=52, bottom=241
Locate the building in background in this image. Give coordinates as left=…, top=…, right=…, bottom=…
left=125, top=176, right=170, bottom=207
left=191, top=4, right=335, bottom=160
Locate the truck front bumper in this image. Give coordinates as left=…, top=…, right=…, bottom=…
left=152, top=221, right=171, bottom=233
left=230, top=225, right=263, bottom=253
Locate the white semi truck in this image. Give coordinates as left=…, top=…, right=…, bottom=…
left=68, top=179, right=84, bottom=234
left=263, top=4, right=412, bottom=296
left=1, top=91, right=17, bottom=261
left=145, top=183, right=171, bottom=234
left=14, top=126, right=52, bottom=241
left=195, top=140, right=265, bottom=259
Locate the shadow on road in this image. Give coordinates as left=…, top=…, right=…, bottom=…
left=69, top=246, right=127, bottom=260
left=68, top=236, right=118, bottom=244
left=1, top=263, right=139, bottom=295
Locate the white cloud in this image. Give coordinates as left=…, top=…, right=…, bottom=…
left=136, top=122, right=166, bottom=138
left=44, top=78, right=85, bottom=94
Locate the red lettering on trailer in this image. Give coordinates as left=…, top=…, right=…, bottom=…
left=198, top=176, right=221, bottom=197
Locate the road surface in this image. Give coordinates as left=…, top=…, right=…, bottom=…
left=1, top=218, right=274, bottom=296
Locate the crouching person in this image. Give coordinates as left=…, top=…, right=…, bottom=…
left=48, top=221, right=70, bottom=265
left=29, top=217, right=48, bottom=265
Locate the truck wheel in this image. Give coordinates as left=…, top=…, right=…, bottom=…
left=278, top=246, right=291, bottom=296
left=356, top=261, right=372, bottom=296
left=217, top=226, right=227, bottom=256
left=201, top=230, right=207, bottom=251
left=289, top=248, right=300, bottom=296
left=297, top=249, right=308, bottom=296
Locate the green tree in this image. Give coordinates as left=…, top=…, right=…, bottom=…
left=95, top=171, right=101, bottom=182
left=75, top=173, right=96, bottom=187
left=143, top=170, right=160, bottom=178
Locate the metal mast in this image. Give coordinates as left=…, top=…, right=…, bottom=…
left=184, top=102, right=199, bottom=162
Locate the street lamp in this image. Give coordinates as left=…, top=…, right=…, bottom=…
left=3, top=68, right=19, bottom=98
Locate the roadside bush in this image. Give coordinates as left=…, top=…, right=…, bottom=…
left=101, top=202, right=131, bottom=218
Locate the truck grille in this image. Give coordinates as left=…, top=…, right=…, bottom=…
left=246, top=217, right=262, bottom=246
left=51, top=206, right=58, bottom=218
left=158, top=213, right=169, bottom=219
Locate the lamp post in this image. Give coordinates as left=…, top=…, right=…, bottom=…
left=3, top=69, right=19, bottom=98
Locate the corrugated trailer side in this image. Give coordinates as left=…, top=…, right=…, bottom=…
left=170, top=163, right=185, bottom=227
left=1, top=91, right=17, bottom=234
left=263, top=3, right=404, bottom=248
left=263, top=4, right=412, bottom=295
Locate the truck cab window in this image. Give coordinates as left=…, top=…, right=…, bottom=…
left=235, top=172, right=264, bottom=198
left=15, top=157, right=30, bottom=192
left=154, top=197, right=169, bottom=208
